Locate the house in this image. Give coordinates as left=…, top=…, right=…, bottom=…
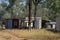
left=5, top=17, right=42, bottom=29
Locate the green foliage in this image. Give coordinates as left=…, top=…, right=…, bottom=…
left=1, top=0, right=60, bottom=21
left=44, top=0, right=60, bottom=21
left=6, top=0, right=26, bottom=18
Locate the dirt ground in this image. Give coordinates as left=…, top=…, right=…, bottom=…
left=0, top=30, right=26, bottom=40
left=0, top=36, right=7, bottom=40
left=0, top=29, right=60, bottom=40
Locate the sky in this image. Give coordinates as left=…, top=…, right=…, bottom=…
left=0, top=0, right=9, bottom=5
left=0, top=0, right=2, bottom=3
left=20, top=1, right=26, bottom=5
left=0, top=0, right=26, bottom=5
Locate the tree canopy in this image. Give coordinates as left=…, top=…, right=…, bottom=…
left=0, top=0, right=60, bottom=21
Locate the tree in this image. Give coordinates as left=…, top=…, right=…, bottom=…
left=28, top=0, right=32, bottom=29
left=6, top=0, right=26, bottom=18
left=44, top=0, right=60, bottom=21
left=31, top=0, right=41, bottom=28
left=0, top=0, right=7, bottom=19
left=5, top=0, right=16, bottom=18
left=33, top=0, right=41, bottom=18
left=13, top=0, right=27, bottom=18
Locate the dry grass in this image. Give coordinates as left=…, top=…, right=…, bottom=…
left=0, top=29, right=60, bottom=40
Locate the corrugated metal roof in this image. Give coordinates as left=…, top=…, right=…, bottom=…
left=50, top=22, right=56, bottom=24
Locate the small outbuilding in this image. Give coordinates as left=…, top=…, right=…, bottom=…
left=5, top=17, right=42, bottom=29
left=25, top=17, right=42, bottom=29
left=47, top=22, right=56, bottom=29
left=5, top=19, right=19, bottom=29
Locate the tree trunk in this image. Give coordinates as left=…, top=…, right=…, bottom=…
left=34, top=4, right=37, bottom=28
left=28, top=0, right=32, bottom=29
left=34, top=4, right=37, bottom=19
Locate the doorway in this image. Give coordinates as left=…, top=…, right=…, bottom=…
left=12, top=19, right=19, bottom=28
